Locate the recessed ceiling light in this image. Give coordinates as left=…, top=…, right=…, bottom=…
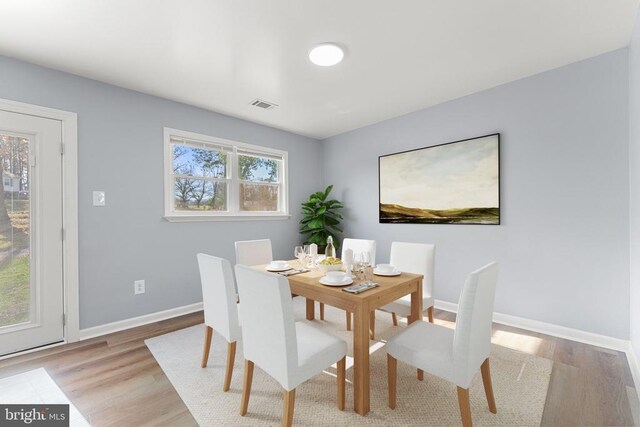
left=309, top=43, right=344, bottom=67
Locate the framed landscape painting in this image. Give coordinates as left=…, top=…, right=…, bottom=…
left=379, top=133, right=500, bottom=225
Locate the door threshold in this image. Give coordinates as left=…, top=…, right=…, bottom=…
left=0, top=340, right=65, bottom=362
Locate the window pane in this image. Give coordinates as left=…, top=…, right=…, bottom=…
left=174, top=179, right=227, bottom=211
left=239, top=183, right=279, bottom=211
left=0, top=134, right=31, bottom=328
left=172, top=144, right=227, bottom=178
left=238, top=154, right=279, bottom=183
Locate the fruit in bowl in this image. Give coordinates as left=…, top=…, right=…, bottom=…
left=319, top=257, right=343, bottom=273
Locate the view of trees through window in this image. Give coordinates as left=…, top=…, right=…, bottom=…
left=173, top=145, right=228, bottom=211
left=238, top=154, right=279, bottom=211
left=172, top=144, right=281, bottom=212
left=0, top=134, right=31, bottom=328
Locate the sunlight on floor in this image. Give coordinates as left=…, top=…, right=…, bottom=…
left=0, top=368, right=90, bottom=426
left=491, top=329, right=543, bottom=354
left=322, top=369, right=353, bottom=385
left=433, top=317, right=456, bottom=329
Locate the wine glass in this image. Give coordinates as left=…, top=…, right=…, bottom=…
left=353, top=252, right=364, bottom=281
left=362, top=251, right=373, bottom=283
left=362, top=251, right=371, bottom=267
left=303, top=245, right=311, bottom=268
left=294, top=246, right=305, bottom=267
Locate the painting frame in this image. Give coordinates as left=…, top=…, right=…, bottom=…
left=378, top=133, right=501, bottom=225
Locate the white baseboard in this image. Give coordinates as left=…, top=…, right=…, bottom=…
left=435, top=299, right=629, bottom=351
left=79, top=302, right=203, bottom=340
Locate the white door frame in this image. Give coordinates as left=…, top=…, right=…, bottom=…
left=0, top=97, right=79, bottom=343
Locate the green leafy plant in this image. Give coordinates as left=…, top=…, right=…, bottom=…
left=300, top=185, right=343, bottom=248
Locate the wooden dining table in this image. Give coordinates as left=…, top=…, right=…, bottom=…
left=258, top=261, right=423, bottom=416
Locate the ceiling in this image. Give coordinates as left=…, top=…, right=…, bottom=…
left=0, top=1, right=638, bottom=139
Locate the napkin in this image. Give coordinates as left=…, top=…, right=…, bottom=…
left=278, top=268, right=309, bottom=276
left=342, top=282, right=379, bottom=294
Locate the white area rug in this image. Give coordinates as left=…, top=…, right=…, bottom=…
left=146, top=299, right=551, bottom=426
left=0, top=367, right=90, bottom=426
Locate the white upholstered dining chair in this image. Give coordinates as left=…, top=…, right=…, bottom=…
left=197, top=253, right=242, bottom=392
left=374, top=242, right=435, bottom=338
left=386, top=262, right=499, bottom=427
left=234, top=265, right=347, bottom=427
left=235, top=239, right=273, bottom=266
left=336, top=238, right=377, bottom=331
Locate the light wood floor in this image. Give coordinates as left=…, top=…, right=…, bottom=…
left=0, top=308, right=637, bottom=426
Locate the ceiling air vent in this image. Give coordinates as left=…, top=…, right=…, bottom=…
left=250, top=98, right=278, bottom=110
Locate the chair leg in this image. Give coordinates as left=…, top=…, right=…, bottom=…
left=282, top=389, right=296, bottom=427
left=370, top=311, right=376, bottom=340
left=201, top=325, right=213, bottom=368
left=392, top=312, right=398, bottom=326
left=427, top=306, right=434, bottom=323
left=457, top=386, right=473, bottom=427
left=417, top=369, right=424, bottom=381
left=240, top=359, right=254, bottom=416
left=481, top=358, right=497, bottom=413
left=346, top=311, right=351, bottom=331
left=223, top=341, right=237, bottom=392
left=337, top=356, right=346, bottom=411
left=387, top=354, right=397, bottom=409
left=320, top=303, right=325, bottom=320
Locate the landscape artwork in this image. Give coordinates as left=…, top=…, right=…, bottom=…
left=379, top=134, right=500, bottom=225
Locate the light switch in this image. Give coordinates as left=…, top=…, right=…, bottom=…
left=93, top=191, right=106, bottom=206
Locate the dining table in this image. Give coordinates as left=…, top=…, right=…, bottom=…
left=257, top=260, right=423, bottom=416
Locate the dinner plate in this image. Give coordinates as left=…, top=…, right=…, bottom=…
left=319, top=277, right=354, bottom=286
left=374, top=269, right=401, bottom=276
left=266, top=264, right=292, bottom=272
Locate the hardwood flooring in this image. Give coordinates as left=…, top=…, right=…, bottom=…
left=0, top=309, right=637, bottom=426
left=0, top=312, right=203, bottom=426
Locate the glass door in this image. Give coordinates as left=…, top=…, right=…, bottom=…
left=0, top=110, right=63, bottom=356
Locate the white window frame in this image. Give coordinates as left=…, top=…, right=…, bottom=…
left=163, top=128, right=289, bottom=222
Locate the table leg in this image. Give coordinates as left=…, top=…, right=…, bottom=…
left=306, top=298, right=315, bottom=320
left=353, top=303, right=370, bottom=415
left=410, top=278, right=424, bottom=380
left=409, top=278, right=423, bottom=324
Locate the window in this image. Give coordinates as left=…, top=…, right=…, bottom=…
left=164, top=128, right=288, bottom=221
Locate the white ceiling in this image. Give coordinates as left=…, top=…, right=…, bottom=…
left=0, top=1, right=638, bottom=139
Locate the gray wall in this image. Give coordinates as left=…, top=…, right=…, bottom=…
left=321, top=49, right=630, bottom=339
left=630, top=10, right=640, bottom=352
left=0, top=56, right=322, bottom=329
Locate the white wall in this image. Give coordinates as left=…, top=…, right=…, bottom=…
left=322, top=49, right=630, bottom=339
left=630, top=9, right=640, bottom=353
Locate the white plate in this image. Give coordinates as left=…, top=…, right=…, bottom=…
left=266, top=264, right=292, bottom=272
left=319, top=276, right=354, bottom=286
left=374, top=269, right=401, bottom=276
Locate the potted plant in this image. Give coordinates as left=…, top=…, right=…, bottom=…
left=299, top=185, right=343, bottom=253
